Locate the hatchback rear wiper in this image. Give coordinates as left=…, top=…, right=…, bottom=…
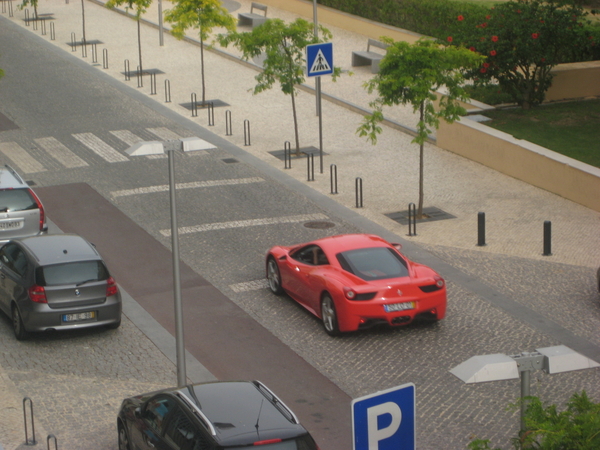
left=76, top=278, right=98, bottom=286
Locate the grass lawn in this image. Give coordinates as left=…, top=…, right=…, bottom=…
left=481, top=99, right=600, bottom=168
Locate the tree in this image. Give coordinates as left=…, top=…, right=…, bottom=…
left=447, top=0, right=595, bottom=109
left=357, top=38, right=484, bottom=218
left=218, top=18, right=341, bottom=155
left=19, top=0, right=39, bottom=20
left=165, top=0, right=236, bottom=105
left=106, top=0, right=153, bottom=74
left=468, top=391, right=600, bottom=450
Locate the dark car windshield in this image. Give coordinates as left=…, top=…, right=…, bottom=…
left=36, top=261, right=109, bottom=286
left=336, top=247, right=408, bottom=281
left=0, top=189, right=37, bottom=212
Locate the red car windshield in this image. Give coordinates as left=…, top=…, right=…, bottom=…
left=336, top=247, right=409, bottom=281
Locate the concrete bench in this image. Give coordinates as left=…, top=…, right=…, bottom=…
left=351, top=39, right=390, bottom=73
left=237, top=2, right=268, bottom=28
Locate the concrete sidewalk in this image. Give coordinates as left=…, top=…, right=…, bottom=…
left=6, top=0, right=596, bottom=268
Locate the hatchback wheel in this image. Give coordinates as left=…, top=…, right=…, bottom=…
left=12, top=306, right=28, bottom=341
left=118, top=423, right=130, bottom=450
left=267, top=257, right=284, bottom=295
left=321, top=294, right=340, bottom=336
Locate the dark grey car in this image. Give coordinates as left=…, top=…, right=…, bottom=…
left=0, top=234, right=122, bottom=340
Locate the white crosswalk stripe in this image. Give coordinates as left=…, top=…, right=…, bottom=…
left=229, top=279, right=269, bottom=293
left=160, top=213, right=330, bottom=236
left=34, top=137, right=88, bottom=168
left=72, top=133, right=129, bottom=163
left=110, top=130, right=144, bottom=146
left=147, top=127, right=181, bottom=141
left=111, top=177, right=265, bottom=198
left=0, top=142, right=46, bottom=173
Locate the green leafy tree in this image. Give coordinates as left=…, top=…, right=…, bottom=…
left=218, top=18, right=341, bottom=155
left=468, top=391, right=600, bottom=450
left=19, top=0, right=39, bottom=20
left=447, top=0, right=595, bottom=109
left=106, top=0, right=153, bottom=74
left=357, top=38, right=484, bottom=218
left=165, top=0, right=236, bottom=105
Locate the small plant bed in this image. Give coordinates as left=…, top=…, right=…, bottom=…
left=481, top=99, right=600, bottom=168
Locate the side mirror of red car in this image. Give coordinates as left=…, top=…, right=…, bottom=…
left=392, top=243, right=402, bottom=251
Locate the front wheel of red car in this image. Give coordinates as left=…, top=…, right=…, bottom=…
left=321, top=294, right=340, bottom=336
left=267, top=256, right=284, bottom=295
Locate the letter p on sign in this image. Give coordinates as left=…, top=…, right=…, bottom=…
left=352, top=383, right=415, bottom=450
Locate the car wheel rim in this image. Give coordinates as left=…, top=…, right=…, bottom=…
left=267, top=259, right=280, bottom=292
left=12, top=309, right=21, bottom=335
left=322, top=298, right=335, bottom=331
left=119, top=427, right=129, bottom=450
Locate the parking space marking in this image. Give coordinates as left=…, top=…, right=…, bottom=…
left=34, top=137, right=88, bottom=168
left=147, top=127, right=182, bottom=141
left=160, top=213, right=330, bottom=236
left=110, top=177, right=265, bottom=198
left=72, top=133, right=129, bottom=163
left=229, top=279, right=269, bottom=293
left=0, top=142, right=47, bottom=173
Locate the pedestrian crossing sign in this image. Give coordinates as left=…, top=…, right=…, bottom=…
left=306, top=42, right=333, bottom=77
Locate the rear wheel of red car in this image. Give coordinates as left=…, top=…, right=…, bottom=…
left=12, top=305, right=28, bottom=341
left=267, top=256, right=284, bottom=295
left=321, top=294, right=340, bottom=336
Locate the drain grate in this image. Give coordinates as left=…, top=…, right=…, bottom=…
left=304, top=221, right=336, bottom=229
left=385, top=206, right=456, bottom=225
left=221, top=158, right=239, bottom=164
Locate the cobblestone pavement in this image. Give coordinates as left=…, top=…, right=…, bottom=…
left=1, top=1, right=599, bottom=450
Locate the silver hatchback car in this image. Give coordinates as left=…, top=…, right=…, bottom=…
left=0, top=234, right=122, bottom=340
left=0, top=165, right=47, bottom=242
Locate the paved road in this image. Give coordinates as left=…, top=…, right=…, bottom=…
left=0, top=2, right=599, bottom=450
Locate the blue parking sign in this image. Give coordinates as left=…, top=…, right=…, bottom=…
left=352, top=383, right=415, bottom=450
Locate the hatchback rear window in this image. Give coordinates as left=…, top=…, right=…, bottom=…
left=36, top=261, right=109, bottom=286
left=336, top=247, right=408, bottom=281
left=0, top=189, right=38, bottom=212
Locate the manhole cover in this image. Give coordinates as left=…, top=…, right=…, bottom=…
left=304, top=221, right=335, bottom=229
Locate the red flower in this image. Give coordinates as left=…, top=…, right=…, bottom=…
left=490, top=50, right=497, bottom=56
left=491, top=36, right=499, bottom=42
left=532, top=33, right=539, bottom=39
left=481, top=22, right=488, bottom=28
left=486, top=15, right=491, bottom=20
left=457, top=15, right=464, bottom=21
left=540, top=58, right=545, bottom=63
left=480, top=68, right=487, bottom=73
left=540, top=20, right=544, bottom=23
left=517, top=10, right=521, bottom=13
left=447, top=36, right=453, bottom=42
left=469, top=46, right=476, bottom=52
left=483, top=62, right=490, bottom=68
left=480, top=37, right=486, bottom=42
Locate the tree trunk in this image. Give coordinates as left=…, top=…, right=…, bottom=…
left=81, top=0, right=86, bottom=44
left=137, top=19, right=143, bottom=74
left=417, top=101, right=425, bottom=219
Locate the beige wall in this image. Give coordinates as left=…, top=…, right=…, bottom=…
left=437, top=119, right=600, bottom=212
left=546, top=61, right=600, bottom=102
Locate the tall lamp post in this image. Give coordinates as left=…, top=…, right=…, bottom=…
left=127, top=137, right=208, bottom=386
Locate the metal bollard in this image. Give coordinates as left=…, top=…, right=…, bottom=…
left=330, top=164, right=338, bottom=194
left=284, top=141, right=291, bottom=169
left=244, top=120, right=251, bottom=146
left=102, top=48, right=108, bottom=69
left=150, top=72, right=157, bottom=95
left=207, top=102, right=214, bottom=126
left=50, top=21, right=55, bottom=40
left=124, top=59, right=130, bottom=81
left=408, top=202, right=417, bottom=236
left=304, top=152, right=314, bottom=181
left=23, top=397, right=36, bottom=445
left=25, top=8, right=30, bottom=25
left=91, top=43, right=97, bottom=63
left=355, top=177, right=363, bottom=208
left=225, top=110, right=232, bottom=135
left=81, top=38, right=87, bottom=58
left=137, top=65, right=143, bottom=88
left=164, top=79, right=171, bottom=103
left=477, top=212, right=486, bottom=246
left=71, top=32, right=77, bottom=52
left=47, top=434, right=58, bottom=450
left=191, top=93, right=198, bottom=117
left=543, top=221, right=552, bottom=256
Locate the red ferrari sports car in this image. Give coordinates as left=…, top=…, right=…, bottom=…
left=266, top=234, right=447, bottom=335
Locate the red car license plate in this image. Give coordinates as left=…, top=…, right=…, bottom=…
left=384, top=301, right=415, bottom=313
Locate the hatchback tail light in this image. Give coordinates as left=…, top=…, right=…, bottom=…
left=253, top=439, right=282, bottom=446
left=28, top=285, right=48, bottom=303
left=106, top=277, right=118, bottom=297
left=28, top=189, right=45, bottom=231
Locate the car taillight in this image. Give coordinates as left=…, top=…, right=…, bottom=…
left=253, top=439, right=282, bottom=446
left=28, top=285, right=47, bottom=303
left=435, top=276, right=445, bottom=288
left=29, top=189, right=45, bottom=231
left=106, top=277, right=118, bottom=297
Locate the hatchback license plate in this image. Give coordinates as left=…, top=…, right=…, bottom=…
left=0, top=221, right=23, bottom=230
left=62, top=311, right=95, bottom=322
left=384, top=301, right=415, bottom=313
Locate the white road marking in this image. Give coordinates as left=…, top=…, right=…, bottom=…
left=0, top=142, right=46, bottom=173
left=147, top=127, right=181, bottom=141
left=111, top=177, right=264, bottom=198
left=160, top=213, right=329, bottom=236
left=229, top=279, right=269, bottom=293
left=110, top=130, right=143, bottom=146
left=72, top=133, right=129, bottom=163
left=34, top=137, right=88, bottom=168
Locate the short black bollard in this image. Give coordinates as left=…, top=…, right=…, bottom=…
left=355, top=177, right=363, bottom=208
left=330, top=164, right=338, bottom=194
left=225, top=110, right=232, bottom=135
left=477, top=212, right=486, bottom=246
left=207, top=102, right=214, bottom=126
left=284, top=141, right=291, bottom=169
left=102, top=48, right=108, bottom=69
left=191, top=93, right=198, bottom=117
left=244, top=120, right=251, bottom=146
left=124, top=59, right=130, bottom=81
left=23, top=397, right=36, bottom=445
left=543, top=220, right=552, bottom=256
left=304, top=152, right=314, bottom=181
left=164, top=79, right=171, bottom=103
left=150, top=72, right=157, bottom=95
left=408, top=202, right=417, bottom=236
left=47, top=434, right=58, bottom=450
